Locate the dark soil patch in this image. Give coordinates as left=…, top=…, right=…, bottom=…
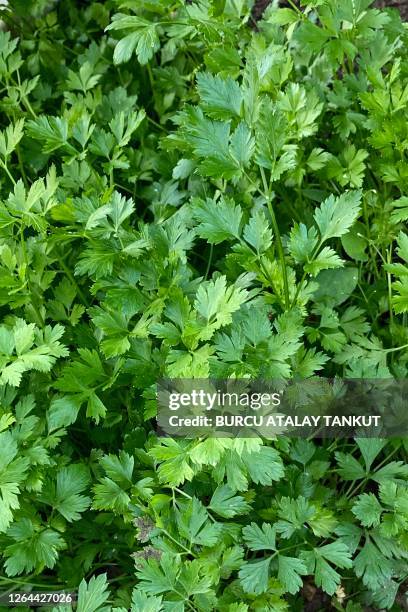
left=375, top=0, right=408, bottom=19
left=251, top=0, right=408, bottom=22
left=396, top=580, right=408, bottom=611
left=301, top=580, right=335, bottom=612
left=251, top=0, right=273, bottom=22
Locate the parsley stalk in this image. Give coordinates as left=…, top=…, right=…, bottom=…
left=260, top=167, right=291, bottom=309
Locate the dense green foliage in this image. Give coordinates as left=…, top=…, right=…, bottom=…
left=0, top=0, right=408, bottom=609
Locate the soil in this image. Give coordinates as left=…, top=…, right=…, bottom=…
left=251, top=0, right=272, bottom=22
left=251, top=0, right=408, bottom=22
left=375, top=0, right=408, bottom=19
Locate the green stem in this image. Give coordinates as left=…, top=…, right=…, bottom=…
left=1, top=159, right=16, bottom=185
left=204, top=244, right=213, bottom=280
left=16, top=145, right=28, bottom=187
left=260, top=167, right=290, bottom=309
left=386, top=245, right=394, bottom=336
left=15, top=70, right=37, bottom=118
left=22, top=96, right=37, bottom=119
left=344, top=445, right=400, bottom=500
left=272, top=541, right=309, bottom=558
left=146, top=115, right=168, bottom=133
left=160, top=528, right=195, bottom=557
left=0, top=576, right=66, bottom=590
left=372, top=444, right=400, bottom=471
left=383, top=343, right=408, bottom=353
left=345, top=477, right=368, bottom=500
left=172, top=487, right=192, bottom=500
left=286, top=0, right=306, bottom=20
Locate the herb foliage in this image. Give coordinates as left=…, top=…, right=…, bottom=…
left=0, top=0, right=407, bottom=610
